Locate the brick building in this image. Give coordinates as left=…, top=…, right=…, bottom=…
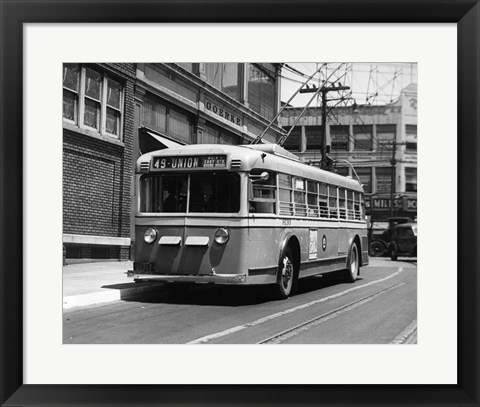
left=279, top=84, right=417, bottom=223
left=63, top=63, right=135, bottom=261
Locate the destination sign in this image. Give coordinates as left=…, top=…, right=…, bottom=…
left=152, top=155, right=227, bottom=170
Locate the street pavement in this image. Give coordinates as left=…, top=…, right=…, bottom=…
left=63, top=261, right=164, bottom=309
left=63, top=258, right=399, bottom=310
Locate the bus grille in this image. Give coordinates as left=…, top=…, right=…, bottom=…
left=230, top=159, right=242, bottom=169
left=140, top=161, right=150, bottom=172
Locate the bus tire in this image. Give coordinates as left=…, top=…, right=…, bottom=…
left=344, top=242, right=359, bottom=283
left=274, top=246, right=295, bottom=299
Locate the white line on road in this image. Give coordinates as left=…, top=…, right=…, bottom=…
left=187, top=267, right=405, bottom=344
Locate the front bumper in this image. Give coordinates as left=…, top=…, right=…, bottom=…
left=127, top=270, right=247, bottom=284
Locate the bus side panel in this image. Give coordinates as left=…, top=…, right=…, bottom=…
left=245, top=224, right=342, bottom=283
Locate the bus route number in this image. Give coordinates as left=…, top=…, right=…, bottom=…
left=282, top=219, right=292, bottom=226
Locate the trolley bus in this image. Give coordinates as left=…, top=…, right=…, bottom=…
left=128, top=143, right=369, bottom=299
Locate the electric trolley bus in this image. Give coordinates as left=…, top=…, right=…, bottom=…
left=128, top=143, right=369, bottom=299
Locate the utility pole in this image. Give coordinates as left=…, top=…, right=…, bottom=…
left=300, top=85, right=350, bottom=169
left=389, top=139, right=396, bottom=218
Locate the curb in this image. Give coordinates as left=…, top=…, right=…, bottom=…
left=63, top=282, right=165, bottom=310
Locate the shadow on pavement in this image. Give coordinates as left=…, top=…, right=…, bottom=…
left=120, top=270, right=361, bottom=307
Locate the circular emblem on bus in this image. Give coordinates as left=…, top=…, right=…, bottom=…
left=322, top=235, right=327, bottom=251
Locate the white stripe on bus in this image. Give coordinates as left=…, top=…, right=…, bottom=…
left=187, top=267, right=404, bottom=344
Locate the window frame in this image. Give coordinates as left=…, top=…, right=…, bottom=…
left=63, top=64, right=124, bottom=140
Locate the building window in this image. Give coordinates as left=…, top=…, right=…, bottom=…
left=201, top=123, right=240, bottom=145
left=282, top=126, right=301, bottom=151
left=353, top=125, right=373, bottom=151
left=63, top=64, right=124, bottom=139
left=305, top=126, right=322, bottom=151
left=377, top=125, right=396, bottom=151
left=63, top=63, right=80, bottom=122
left=204, top=63, right=241, bottom=101
left=376, top=167, right=393, bottom=194
left=330, top=125, right=349, bottom=151
left=143, top=94, right=194, bottom=144
left=406, top=124, right=417, bottom=153
left=355, top=167, right=372, bottom=193
left=248, top=64, right=276, bottom=121
left=405, top=167, right=417, bottom=192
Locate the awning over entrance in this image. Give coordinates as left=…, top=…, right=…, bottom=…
left=146, top=131, right=183, bottom=149
left=139, top=129, right=184, bottom=154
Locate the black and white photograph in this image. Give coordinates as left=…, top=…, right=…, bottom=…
left=3, top=6, right=477, bottom=405
left=62, top=62, right=418, bottom=345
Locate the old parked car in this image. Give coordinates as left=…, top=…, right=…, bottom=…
left=388, top=223, right=417, bottom=260
left=368, top=217, right=413, bottom=257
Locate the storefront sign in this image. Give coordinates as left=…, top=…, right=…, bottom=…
left=205, top=100, right=243, bottom=127
left=153, top=155, right=227, bottom=169
left=371, top=197, right=417, bottom=211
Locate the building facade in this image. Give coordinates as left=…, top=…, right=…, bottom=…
left=63, top=63, right=135, bottom=261
left=134, top=63, right=284, bottom=152
left=279, top=84, right=417, bottom=223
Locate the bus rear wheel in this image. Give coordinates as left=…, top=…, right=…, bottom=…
left=274, top=247, right=295, bottom=300
left=344, top=242, right=359, bottom=283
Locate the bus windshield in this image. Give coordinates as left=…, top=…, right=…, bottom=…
left=140, top=172, right=240, bottom=214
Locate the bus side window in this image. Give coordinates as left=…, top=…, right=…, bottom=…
left=293, top=178, right=306, bottom=217
left=328, top=185, right=338, bottom=218
left=338, top=188, right=346, bottom=219
left=318, top=183, right=328, bottom=218
left=307, top=180, right=319, bottom=217
left=347, top=189, right=354, bottom=220
left=249, top=169, right=276, bottom=214
left=278, top=173, right=293, bottom=216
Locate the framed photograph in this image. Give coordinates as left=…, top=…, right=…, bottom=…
left=1, top=0, right=479, bottom=406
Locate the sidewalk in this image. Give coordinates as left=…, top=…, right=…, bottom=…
left=63, top=261, right=164, bottom=310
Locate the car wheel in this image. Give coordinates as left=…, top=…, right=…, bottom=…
left=369, top=241, right=386, bottom=257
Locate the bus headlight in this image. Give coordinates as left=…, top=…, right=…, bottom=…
left=214, top=228, right=229, bottom=245
left=144, top=228, right=157, bottom=244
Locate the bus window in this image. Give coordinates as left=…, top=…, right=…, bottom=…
left=329, top=185, right=338, bottom=218
left=249, top=169, right=276, bottom=214
left=338, top=188, right=347, bottom=219
left=347, top=189, right=354, bottom=220
left=319, top=183, right=328, bottom=218
left=278, top=174, right=293, bottom=216
left=293, top=178, right=307, bottom=217
left=307, top=180, right=319, bottom=217
left=189, top=173, right=240, bottom=213
left=140, top=174, right=187, bottom=213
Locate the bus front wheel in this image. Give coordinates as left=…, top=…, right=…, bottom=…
left=344, top=242, right=359, bottom=283
left=274, top=247, right=295, bottom=299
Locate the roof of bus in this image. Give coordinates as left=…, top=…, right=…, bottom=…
left=137, top=144, right=364, bottom=192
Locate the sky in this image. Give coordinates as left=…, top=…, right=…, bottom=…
left=280, top=63, right=418, bottom=108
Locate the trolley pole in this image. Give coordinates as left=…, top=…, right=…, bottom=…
left=300, top=85, right=350, bottom=169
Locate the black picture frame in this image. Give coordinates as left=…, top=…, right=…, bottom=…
left=1, top=1, right=479, bottom=406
